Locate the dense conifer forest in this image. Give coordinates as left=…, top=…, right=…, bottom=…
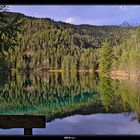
left=0, top=10, right=140, bottom=78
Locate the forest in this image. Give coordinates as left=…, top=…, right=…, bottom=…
left=0, top=6, right=140, bottom=79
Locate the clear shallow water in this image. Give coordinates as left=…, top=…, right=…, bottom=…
left=0, top=72, right=140, bottom=135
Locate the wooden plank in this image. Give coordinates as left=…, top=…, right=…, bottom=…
left=0, top=115, right=46, bottom=129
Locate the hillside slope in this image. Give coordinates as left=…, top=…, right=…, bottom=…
left=1, top=12, right=135, bottom=72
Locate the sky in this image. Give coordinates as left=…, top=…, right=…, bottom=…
left=8, top=5, right=140, bottom=26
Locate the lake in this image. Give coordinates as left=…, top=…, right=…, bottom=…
left=0, top=71, right=140, bottom=135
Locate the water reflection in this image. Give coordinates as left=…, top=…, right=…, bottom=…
left=34, top=113, right=140, bottom=135
left=0, top=71, right=140, bottom=134
left=0, top=72, right=101, bottom=121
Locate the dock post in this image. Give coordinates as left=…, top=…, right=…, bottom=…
left=24, top=128, right=32, bottom=135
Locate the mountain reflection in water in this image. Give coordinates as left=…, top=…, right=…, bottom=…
left=0, top=71, right=140, bottom=135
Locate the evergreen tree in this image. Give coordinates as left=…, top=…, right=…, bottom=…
left=100, top=42, right=113, bottom=74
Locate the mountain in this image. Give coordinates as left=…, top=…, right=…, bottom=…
left=4, top=11, right=133, bottom=49
left=0, top=11, right=136, bottom=72
left=120, top=21, right=140, bottom=28
left=120, top=21, right=133, bottom=28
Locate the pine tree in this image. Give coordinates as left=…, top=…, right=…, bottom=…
left=100, top=42, right=113, bottom=74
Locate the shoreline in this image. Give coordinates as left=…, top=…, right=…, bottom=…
left=110, top=70, right=139, bottom=81
left=11, top=69, right=96, bottom=73
left=6, top=69, right=140, bottom=81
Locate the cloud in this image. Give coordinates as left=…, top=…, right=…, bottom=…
left=133, top=6, right=140, bottom=8
left=119, top=6, right=128, bottom=9
left=119, top=5, right=140, bottom=10
left=64, top=17, right=74, bottom=24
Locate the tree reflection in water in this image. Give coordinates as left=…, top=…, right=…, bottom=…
left=0, top=72, right=140, bottom=123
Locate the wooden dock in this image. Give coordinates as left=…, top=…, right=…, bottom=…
left=0, top=115, right=46, bottom=135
